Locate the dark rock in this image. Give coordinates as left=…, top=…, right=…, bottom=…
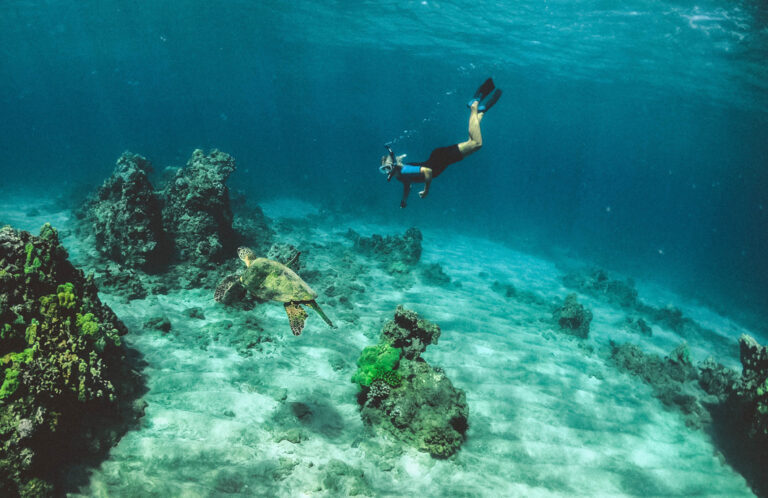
left=143, top=316, right=172, bottom=333
left=80, top=152, right=169, bottom=272
left=491, top=280, right=517, bottom=298
left=0, top=224, right=145, bottom=495
left=160, top=149, right=236, bottom=265
left=624, top=316, right=652, bottom=337
left=183, top=307, right=205, bottom=320
left=733, top=335, right=768, bottom=440
left=697, top=357, right=737, bottom=402
left=419, top=262, right=451, bottom=286
left=553, top=294, right=593, bottom=339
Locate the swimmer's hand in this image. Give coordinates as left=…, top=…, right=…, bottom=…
left=400, top=200, right=407, bottom=209
left=419, top=190, right=428, bottom=199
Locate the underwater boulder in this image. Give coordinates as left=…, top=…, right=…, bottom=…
left=79, top=151, right=169, bottom=272
left=160, top=149, right=237, bottom=265
left=0, top=224, right=145, bottom=495
left=553, top=293, right=593, bottom=339
left=352, top=306, right=468, bottom=459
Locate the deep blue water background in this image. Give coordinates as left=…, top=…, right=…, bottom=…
left=1, top=1, right=767, bottom=329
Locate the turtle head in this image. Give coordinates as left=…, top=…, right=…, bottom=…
left=237, top=246, right=257, bottom=267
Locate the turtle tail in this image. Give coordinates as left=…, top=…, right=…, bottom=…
left=307, top=300, right=336, bottom=329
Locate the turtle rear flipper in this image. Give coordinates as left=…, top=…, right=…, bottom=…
left=284, top=302, right=309, bottom=336
left=306, top=300, right=335, bottom=329
left=215, top=274, right=247, bottom=305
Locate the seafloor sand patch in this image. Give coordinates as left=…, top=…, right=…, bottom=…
left=0, top=194, right=757, bottom=496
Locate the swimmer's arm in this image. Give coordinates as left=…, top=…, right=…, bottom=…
left=419, top=168, right=432, bottom=198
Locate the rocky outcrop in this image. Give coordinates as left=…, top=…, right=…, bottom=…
left=347, top=228, right=422, bottom=273
left=79, top=152, right=169, bottom=272
left=161, top=149, right=237, bottom=265
left=609, top=342, right=708, bottom=428
left=0, top=224, right=145, bottom=495
left=735, top=334, right=768, bottom=440
left=353, top=306, right=468, bottom=458
left=553, top=293, right=593, bottom=339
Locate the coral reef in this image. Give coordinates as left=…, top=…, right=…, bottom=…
left=553, top=293, right=593, bottom=339
left=609, top=342, right=708, bottom=428
left=0, top=224, right=144, bottom=495
left=562, top=267, right=731, bottom=349
left=735, top=334, right=768, bottom=440
left=347, top=227, right=422, bottom=273
left=354, top=306, right=468, bottom=458
left=562, top=268, right=638, bottom=308
left=161, top=149, right=237, bottom=265
left=79, top=152, right=169, bottom=271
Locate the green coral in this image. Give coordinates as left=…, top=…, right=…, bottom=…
left=57, top=283, right=76, bottom=309
left=25, top=319, right=39, bottom=345
left=23, top=243, right=41, bottom=275
left=373, top=369, right=403, bottom=388
left=351, top=343, right=401, bottom=388
left=38, top=223, right=57, bottom=242
left=75, top=313, right=99, bottom=336
left=0, top=348, right=34, bottom=401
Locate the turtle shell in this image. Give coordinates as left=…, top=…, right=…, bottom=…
left=241, top=257, right=317, bottom=302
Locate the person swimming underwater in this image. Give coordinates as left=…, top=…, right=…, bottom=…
left=380, top=78, right=502, bottom=208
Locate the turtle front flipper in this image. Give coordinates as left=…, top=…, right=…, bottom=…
left=284, top=302, right=309, bottom=336
left=215, top=274, right=247, bottom=305
left=306, top=300, right=336, bottom=329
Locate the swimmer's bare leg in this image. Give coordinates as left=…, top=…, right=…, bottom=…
left=400, top=182, right=411, bottom=208
left=457, top=101, right=483, bottom=158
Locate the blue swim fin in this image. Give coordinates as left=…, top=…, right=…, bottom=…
left=478, top=89, right=502, bottom=113
left=467, top=78, right=495, bottom=108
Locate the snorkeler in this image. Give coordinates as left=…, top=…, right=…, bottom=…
left=380, top=78, right=502, bottom=208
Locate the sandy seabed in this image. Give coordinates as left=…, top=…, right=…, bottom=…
left=1, top=193, right=760, bottom=497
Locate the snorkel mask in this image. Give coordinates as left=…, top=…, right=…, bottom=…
left=379, top=144, right=405, bottom=180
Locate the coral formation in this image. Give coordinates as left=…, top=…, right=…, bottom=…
left=79, top=152, right=169, bottom=271
left=347, top=227, right=422, bottom=273
left=161, top=149, right=237, bottom=265
left=735, top=334, right=768, bottom=440
left=609, top=341, right=708, bottom=428
left=0, top=224, right=144, bottom=495
left=562, top=267, right=730, bottom=348
left=354, top=306, right=468, bottom=458
left=562, top=268, right=638, bottom=308
left=552, top=293, right=593, bottom=338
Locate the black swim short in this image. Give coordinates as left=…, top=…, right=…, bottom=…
left=413, top=144, right=463, bottom=178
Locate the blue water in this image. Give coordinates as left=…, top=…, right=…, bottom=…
left=1, top=1, right=767, bottom=323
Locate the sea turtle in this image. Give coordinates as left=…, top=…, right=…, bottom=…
left=214, top=246, right=335, bottom=335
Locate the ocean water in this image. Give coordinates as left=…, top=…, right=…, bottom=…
left=1, top=0, right=768, bottom=496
